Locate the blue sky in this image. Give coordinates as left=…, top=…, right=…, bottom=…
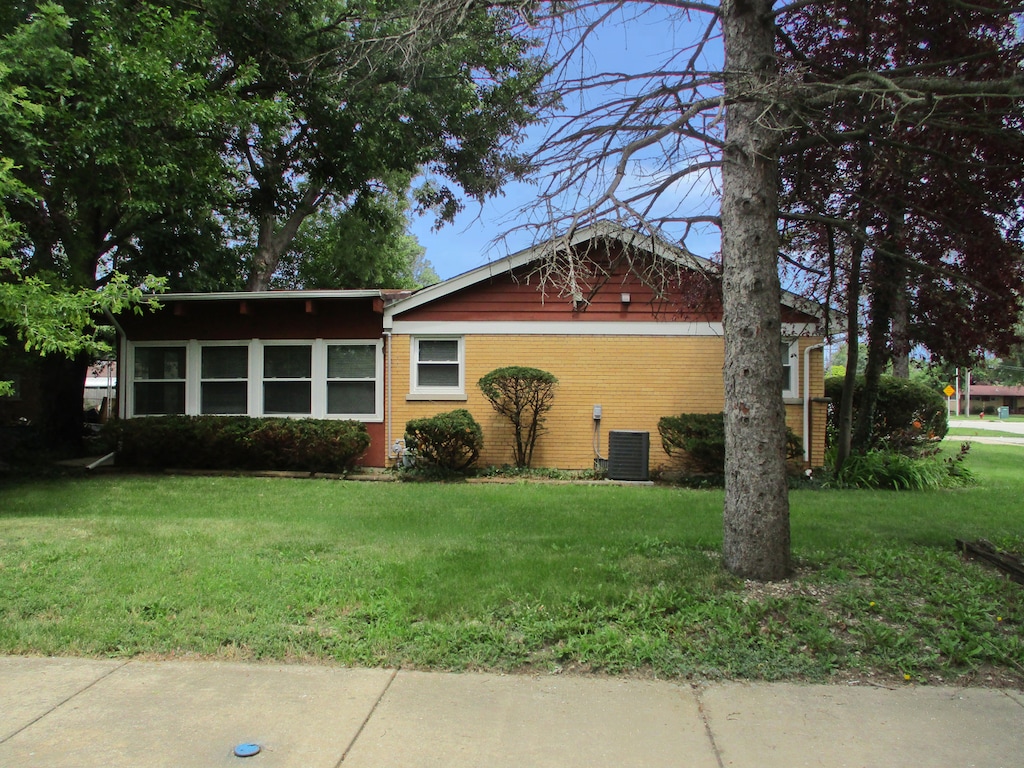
left=409, top=6, right=724, bottom=280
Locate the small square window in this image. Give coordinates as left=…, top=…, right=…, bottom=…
left=412, top=338, right=463, bottom=395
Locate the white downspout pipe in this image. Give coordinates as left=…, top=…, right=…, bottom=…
left=803, top=341, right=826, bottom=465
left=102, top=308, right=128, bottom=419
left=383, top=331, right=393, bottom=465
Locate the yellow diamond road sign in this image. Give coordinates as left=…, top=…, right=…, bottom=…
left=943, top=385, right=956, bottom=397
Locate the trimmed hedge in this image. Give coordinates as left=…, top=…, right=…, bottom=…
left=405, top=409, right=483, bottom=473
left=825, top=375, right=947, bottom=454
left=658, top=412, right=803, bottom=475
left=106, top=416, right=370, bottom=472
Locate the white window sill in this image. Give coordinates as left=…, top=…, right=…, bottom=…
left=406, top=393, right=468, bottom=402
left=783, top=397, right=803, bottom=406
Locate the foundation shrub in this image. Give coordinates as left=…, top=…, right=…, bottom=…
left=107, top=416, right=370, bottom=472
left=405, top=409, right=483, bottom=473
left=658, top=412, right=803, bottom=475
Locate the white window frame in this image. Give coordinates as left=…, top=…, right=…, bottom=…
left=782, top=339, right=800, bottom=401
left=199, top=342, right=250, bottom=415
left=128, top=342, right=188, bottom=417
left=260, top=340, right=314, bottom=416
left=325, top=340, right=384, bottom=420
left=409, top=336, right=465, bottom=399
left=125, top=339, right=383, bottom=421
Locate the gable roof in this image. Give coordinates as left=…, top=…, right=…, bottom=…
left=384, top=221, right=831, bottom=326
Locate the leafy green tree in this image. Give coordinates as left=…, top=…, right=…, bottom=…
left=0, top=2, right=242, bottom=443
left=0, top=258, right=165, bottom=396
left=478, top=366, right=558, bottom=468
left=197, top=0, right=545, bottom=289
left=272, top=176, right=439, bottom=290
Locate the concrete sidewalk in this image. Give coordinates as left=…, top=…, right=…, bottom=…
left=1, top=657, right=1021, bottom=767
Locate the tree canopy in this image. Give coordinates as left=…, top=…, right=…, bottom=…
left=272, top=175, right=440, bottom=290
left=1, top=0, right=545, bottom=293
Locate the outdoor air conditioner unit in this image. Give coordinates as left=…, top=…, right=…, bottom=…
left=607, top=430, right=650, bottom=481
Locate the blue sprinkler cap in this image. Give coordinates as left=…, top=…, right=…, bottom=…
left=234, top=743, right=261, bottom=758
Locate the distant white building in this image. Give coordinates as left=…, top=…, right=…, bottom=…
left=85, top=361, right=117, bottom=418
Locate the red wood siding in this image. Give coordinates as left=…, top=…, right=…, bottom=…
left=361, top=423, right=386, bottom=466
left=397, top=243, right=819, bottom=326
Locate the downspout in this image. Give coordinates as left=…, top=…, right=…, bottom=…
left=102, top=308, right=128, bottom=419
left=383, top=331, right=393, bottom=465
left=803, top=341, right=826, bottom=465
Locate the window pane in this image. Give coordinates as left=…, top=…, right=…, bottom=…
left=327, top=345, right=375, bottom=379
left=202, top=346, right=248, bottom=379
left=134, top=382, right=185, bottom=415
left=418, top=340, right=458, bottom=363
left=201, top=382, right=247, bottom=414
left=327, top=381, right=375, bottom=414
left=418, top=363, right=459, bottom=387
left=135, top=347, right=185, bottom=380
left=264, top=381, right=311, bottom=414
left=264, top=345, right=311, bottom=379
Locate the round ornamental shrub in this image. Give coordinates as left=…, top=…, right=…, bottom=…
left=825, top=375, right=947, bottom=454
left=478, top=366, right=558, bottom=468
left=404, top=409, right=483, bottom=473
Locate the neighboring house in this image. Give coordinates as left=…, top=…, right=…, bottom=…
left=84, top=361, right=117, bottom=418
left=113, top=223, right=831, bottom=471
left=962, top=384, right=1024, bottom=415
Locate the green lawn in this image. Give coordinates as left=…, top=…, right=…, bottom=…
left=1, top=445, right=1022, bottom=685
left=947, top=427, right=1024, bottom=438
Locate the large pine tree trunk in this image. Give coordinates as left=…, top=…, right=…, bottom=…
left=719, top=0, right=790, bottom=581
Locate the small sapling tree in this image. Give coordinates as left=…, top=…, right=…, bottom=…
left=478, top=366, right=558, bottom=468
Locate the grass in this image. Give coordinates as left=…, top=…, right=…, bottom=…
left=947, top=427, right=1024, bottom=438
left=1, top=444, right=1022, bottom=685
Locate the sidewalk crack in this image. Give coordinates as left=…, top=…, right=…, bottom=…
left=0, top=659, right=131, bottom=746
left=335, top=666, right=399, bottom=766
left=693, top=684, right=726, bottom=768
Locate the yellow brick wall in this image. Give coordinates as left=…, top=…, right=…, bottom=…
left=387, top=334, right=827, bottom=471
